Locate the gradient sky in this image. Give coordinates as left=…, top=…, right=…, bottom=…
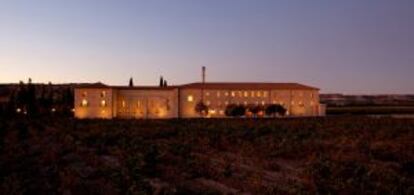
left=1, top=0, right=413, bottom=94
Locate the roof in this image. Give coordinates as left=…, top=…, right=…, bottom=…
left=74, top=83, right=110, bottom=88
left=179, top=82, right=319, bottom=90
left=75, top=82, right=319, bottom=90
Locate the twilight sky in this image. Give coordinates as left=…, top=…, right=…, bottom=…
left=1, top=0, right=413, bottom=94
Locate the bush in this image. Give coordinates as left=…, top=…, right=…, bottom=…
left=225, top=104, right=246, bottom=117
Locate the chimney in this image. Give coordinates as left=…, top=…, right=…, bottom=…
left=202, top=66, right=206, bottom=84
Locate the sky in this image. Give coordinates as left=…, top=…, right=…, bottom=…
left=0, top=0, right=413, bottom=94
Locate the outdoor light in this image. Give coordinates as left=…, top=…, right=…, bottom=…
left=187, top=95, right=194, bottom=102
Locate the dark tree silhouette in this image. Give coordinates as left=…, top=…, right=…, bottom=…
left=163, top=80, right=167, bottom=87
left=195, top=101, right=209, bottom=117
left=129, top=77, right=134, bottom=87
left=248, top=104, right=265, bottom=117
left=265, top=104, right=287, bottom=117
left=225, top=104, right=246, bottom=117
left=26, top=78, right=38, bottom=116
left=159, top=76, right=164, bottom=87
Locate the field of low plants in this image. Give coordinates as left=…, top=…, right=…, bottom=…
left=0, top=116, right=413, bottom=194
left=327, top=106, right=414, bottom=115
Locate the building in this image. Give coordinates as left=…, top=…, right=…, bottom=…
left=74, top=82, right=325, bottom=119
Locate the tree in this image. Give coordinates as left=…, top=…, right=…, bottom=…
left=195, top=101, right=209, bottom=117
left=129, top=77, right=134, bottom=87
left=159, top=76, right=164, bottom=87
left=265, top=104, right=287, bottom=117
left=225, top=104, right=246, bottom=117
left=163, top=80, right=167, bottom=87
left=26, top=78, right=38, bottom=116
left=248, top=104, right=265, bottom=118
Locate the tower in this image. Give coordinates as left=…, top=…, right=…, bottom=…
left=201, top=66, right=206, bottom=102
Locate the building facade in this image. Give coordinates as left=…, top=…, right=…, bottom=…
left=74, top=82, right=325, bottom=119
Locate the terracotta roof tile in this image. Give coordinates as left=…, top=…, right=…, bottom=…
left=179, top=82, right=319, bottom=90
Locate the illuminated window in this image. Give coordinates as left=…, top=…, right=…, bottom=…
left=225, top=101, right=229, bottom=105
left=238, top=91, right=242, bottom=97
left=291, top=101, right=295, bottom=105
left=82, top=92, right=87, bottom=97
left=137, top=101, right=141, bottom=107
left=244, top=91, right=248, bottom=97
left=217, top=92, right=221, bottom=97
left=81, top=99, right=88, bottom=107
left=219, top=110, right=224, bottom=115
left=263, top=91, right=268, bottom=97
left=251, top=91, right=255, bottom=97
left=187, top=95, right=194, bottom=102
left=261, top=101, right=265, bottom=105
left=101, top=91, right=106, bottom=98
left=205, top=92, right=210, bottom=96
left=231, top=91, right=236, bottom=97
left=225, top=92, right=229, bottom=96
left=206, top=100, right=211, bottom=105
left=121, top=100, right=126, bottom=108
left=100, top=100, right=107, bottom=107
left=257, top=91, right=261, bottom=97
left=311, top=93, right=314, bottom=99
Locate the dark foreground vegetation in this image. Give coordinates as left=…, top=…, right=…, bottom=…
left=0, top=116, right=413, bottom=194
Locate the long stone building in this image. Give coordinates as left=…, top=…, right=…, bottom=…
left=74, top=82, right=325, bottom=119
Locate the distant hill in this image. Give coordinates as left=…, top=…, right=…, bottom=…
left=321, top=94, right=414, bottom=106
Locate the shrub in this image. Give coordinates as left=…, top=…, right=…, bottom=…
left=225, top=104, right=246, bottom=117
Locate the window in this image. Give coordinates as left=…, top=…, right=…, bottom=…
left=225, top=92, right=229, bottom=96
left=231, top=91, right=236, bottom=97
left=244, top=101, right=247, bottom=105
left=244, top=91, right=248, bottom=97
left=217, top=92, right=221, bottom=97
left=121, top=100, right=126, bottom=108
left=81, top=99, right=88, bottom=107
left=257, top=91, right=261, bottom=97
left=311, top=93, right=314, bottom=99
left=187, top=95, right=194, bottom=102
left=261, top=101, right=265, bottom=105
left=225, top=101, right=229, bottom=105
left=238, top=91, right=242, bottom=97
left=263, top=91, right=268, bottom=97
left=100, top=100, right=107, bottom=107
left=205, top=92, right=210, bottom=96
left=101, top=91, right=106, bottom=98
left=82, top=92, right=87, bottom=97
left=206, top=100, right=211, bottom=105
